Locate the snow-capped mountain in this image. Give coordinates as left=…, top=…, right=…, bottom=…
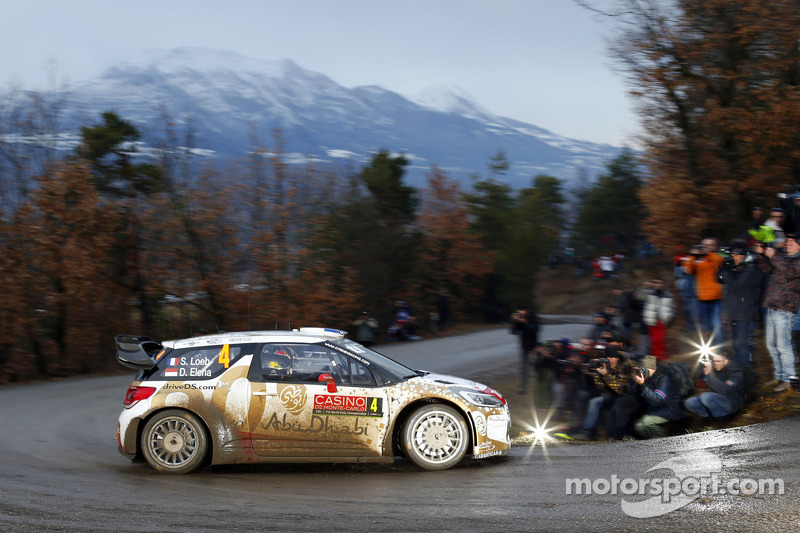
left=13, top=47, right=625, bottom=187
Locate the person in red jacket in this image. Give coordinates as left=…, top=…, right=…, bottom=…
left=642, top=279, right=675, bottom=360
left=683, top=238, right=725, bottom=346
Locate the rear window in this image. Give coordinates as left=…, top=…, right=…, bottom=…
left=153, top=343, right=255, bottom=380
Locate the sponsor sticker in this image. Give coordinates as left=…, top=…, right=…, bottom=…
left=472, top=412, right=487, bottom=436
left=162, top=383, right=216, bottom=391
left=263, top=413, right=370, bottom=436
left=323, top=341, right=371, bottom=366
left=487, top=414, right=509, bottom=442
left=473, top=450, right=505, bottom=459
left=313, top=394, right=383, bottom=417
left=279, top=385, right=308, bottom=415
left=475, top=441, right=495, bottom=453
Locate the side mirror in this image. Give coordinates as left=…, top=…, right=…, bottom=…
left=318, top=373, right=337, bottom=393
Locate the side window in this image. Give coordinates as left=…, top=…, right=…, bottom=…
left=259, top=344, right=345, bottom=383
left=293, top=345, right=340, bottom=381
left=325, top=350, right=351, bottom=385
left=255, top=343, right=376, bottom=386
left=155, top=344, right=253, bottom=380
left=350, top=357, right=376, bottom=386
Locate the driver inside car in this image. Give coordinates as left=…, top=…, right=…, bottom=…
left=261, top=346, right=294, bottom=379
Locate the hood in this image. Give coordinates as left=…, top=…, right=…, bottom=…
left=417, top=372, right=488, bottom=391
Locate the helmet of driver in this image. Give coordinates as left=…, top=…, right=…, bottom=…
left=263, top=346, right=293, bottom=373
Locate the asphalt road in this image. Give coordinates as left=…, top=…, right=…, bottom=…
left=378, top=316, right=595, bottom=379
left=0, top=319, right=798, bottom=532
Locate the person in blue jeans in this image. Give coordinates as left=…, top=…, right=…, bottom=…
left=685, top=352, right=746, bottom=418
left=755, top=235, right=800, bottom=392
left=683, top=239, right=725, bottom=346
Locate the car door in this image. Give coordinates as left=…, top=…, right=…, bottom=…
left=247, top=343, right=389, bottom=458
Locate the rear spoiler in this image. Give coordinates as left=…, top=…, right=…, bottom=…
left=115, top=334, right=165, bottom=370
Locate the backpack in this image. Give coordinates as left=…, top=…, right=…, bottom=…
left=663, top=361, right=695, bottom=398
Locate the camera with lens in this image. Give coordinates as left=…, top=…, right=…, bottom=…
left=587, top=357, right=609, bottom=371
left=690, top=244, right=705, bottom=257
left=720, top=251, right=735, bottom=268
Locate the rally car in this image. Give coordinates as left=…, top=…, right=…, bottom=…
left=114, top=328, right=511, bottom=473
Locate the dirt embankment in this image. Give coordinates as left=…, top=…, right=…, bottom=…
left=534, top=259, right=670, bottom=315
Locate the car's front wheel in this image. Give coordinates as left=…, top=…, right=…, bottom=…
left=141, top=409, right=208, bottom=474
left=402, top=404, right=469, bottom=470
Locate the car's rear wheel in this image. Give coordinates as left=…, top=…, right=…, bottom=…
left=141, top=409, right=208, bottom=474
left=402, top=404, right=469, bottom=470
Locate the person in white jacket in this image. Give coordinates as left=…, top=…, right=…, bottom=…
left=642, top=279, right=675, bottom=360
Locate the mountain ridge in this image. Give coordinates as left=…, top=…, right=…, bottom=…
left=6, top=47, right=625, bottom=187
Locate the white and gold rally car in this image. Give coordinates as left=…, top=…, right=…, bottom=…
left=115, top=328, right=511, bottom=473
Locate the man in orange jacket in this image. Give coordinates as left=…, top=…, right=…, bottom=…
left=683, top=238, right=725, bottom=346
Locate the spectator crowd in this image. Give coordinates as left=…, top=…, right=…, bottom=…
left=513, top=189, right=800, bottom=440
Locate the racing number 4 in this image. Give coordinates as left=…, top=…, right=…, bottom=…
left=218, top=344, right=230, bottom=368
left=370, top=397, right=378, bottom=414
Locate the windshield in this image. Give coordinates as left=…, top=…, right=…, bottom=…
left=326, top=339, right=419, bottom=385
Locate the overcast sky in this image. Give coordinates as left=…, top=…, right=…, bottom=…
left=1, top=0, right=637, bottom=146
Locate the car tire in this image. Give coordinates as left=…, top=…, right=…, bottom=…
left=402, top=404, right=469, bottom=470
left=141, top=409, right=208, bottom=474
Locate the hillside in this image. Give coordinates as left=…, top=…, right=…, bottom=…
left=535, top=257, right=672, bottom=315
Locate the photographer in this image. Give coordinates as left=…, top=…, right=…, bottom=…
left=778, top=187, right=800, bottom=235
left=614, top=287, right=644, bottom=350
left=531, top=339, right=568, bottom=408
left=685, top=352, right=746, bottom=419
left=718, top=244, right=761, bottom=367
left=764, top=208, right=786, bottom=247
left=572, top=345, right=632, bottom=440
left=552, top=348, right=594, bottom=429
left=351, top=311, right=379, bottom=347
left=746, top=206, right=767, bottom=245
left=754, top=234, right=800, bottom=392
left=630, top=355, right=685, bottom=438
left=587, top=311, right=619, bottom=344
left=682, top=238, right=725, bottom=346
left=510, top=306, right=539, bottom=394
left=674, top=248, right=699, bottom=334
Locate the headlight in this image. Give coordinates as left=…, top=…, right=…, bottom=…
left=459, top=390, right=505, bottom=408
